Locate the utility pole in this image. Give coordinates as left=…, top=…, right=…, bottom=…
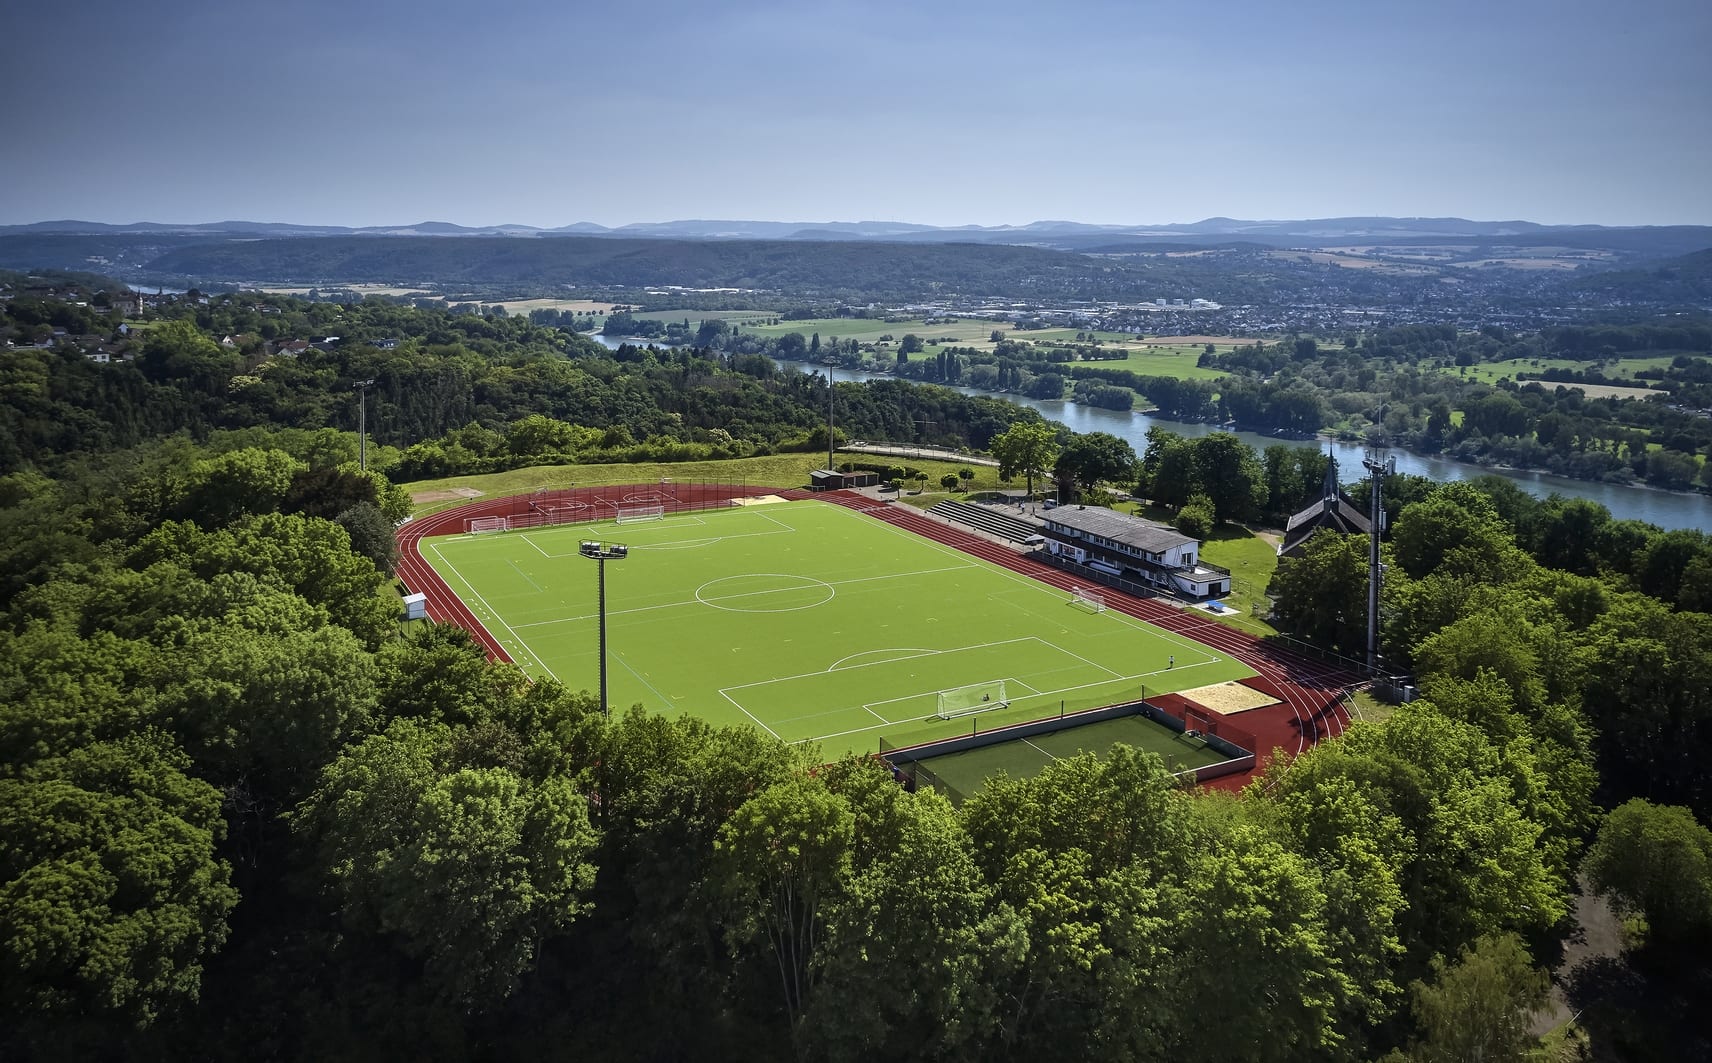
left=353, top=379, right=375, bottom=470
left=826, top=370, right=836, bottom=471
left=1361, top=449, right=1395, bottom=675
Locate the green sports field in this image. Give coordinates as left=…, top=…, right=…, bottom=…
left=421, top=499, right=1256, bottom=756
left=910, top=714, right=1231, bottom=802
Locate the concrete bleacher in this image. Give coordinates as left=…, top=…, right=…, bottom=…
left=928, top=499, right=1043, bottom=545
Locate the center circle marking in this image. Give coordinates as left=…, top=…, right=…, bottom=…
left=695, top=573, right=836, bottom=613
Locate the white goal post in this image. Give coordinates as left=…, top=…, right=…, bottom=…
left=935, top=680, right=1009, bottom=720
left=616, top=504, right=666, bottom=524
left=467, top=516, right=510, bottom=534
left=1068, top=586, right=1106, bottom=613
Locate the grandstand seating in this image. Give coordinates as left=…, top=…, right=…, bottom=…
left=928, top=499, right=1043, bottom=544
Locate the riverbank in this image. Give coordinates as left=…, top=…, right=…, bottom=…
left=577, top=337, right=1710, bottom=528
left=768, top=358, right=1712, bottom=530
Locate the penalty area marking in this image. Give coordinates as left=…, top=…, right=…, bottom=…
left=827, top=648, right=938, bottom=671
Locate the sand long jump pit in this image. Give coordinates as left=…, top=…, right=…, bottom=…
left=1179, top=681, right=1280, bottom=715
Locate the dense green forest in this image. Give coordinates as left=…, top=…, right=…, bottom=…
left=6, top=432, right=1711, bottom=1059
left=9, top=232, right=1710, bottom=314
left=4, top=279, right=1711, bottom=1059
left=0, top=284, right=1042, bottom=479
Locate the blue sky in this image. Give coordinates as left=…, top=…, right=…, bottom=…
left=3, top=0, right=1708, bottom=227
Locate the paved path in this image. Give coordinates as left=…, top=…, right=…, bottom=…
left=839, top=442, right=1000, bottom=467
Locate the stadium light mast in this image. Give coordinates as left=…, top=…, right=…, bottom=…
left=826, top=369, right=836, bottom=471
left=353, top=379, right=375, bottom=470
left=579, top=540, right=629, bottom=717
left=1362, top=412, right=1395, bottom=675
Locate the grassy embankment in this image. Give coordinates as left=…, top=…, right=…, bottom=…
left=402, top=453, right=1017, bottom=517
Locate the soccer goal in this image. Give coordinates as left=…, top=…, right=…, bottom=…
left=935, top=680, right=1009, bottom=720
left=1068, top=586, right=1106, bottom=613
left=466, top=516, right=510, bottom=534
left=616, top=504, right=666, bottom=524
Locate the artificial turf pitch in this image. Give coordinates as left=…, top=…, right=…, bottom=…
left=909, top=715, right=1231, bottom=802
left=421, top=499, right=1257, bottom=756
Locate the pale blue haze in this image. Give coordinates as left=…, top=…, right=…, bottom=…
left=2, top=0, right=1708, bottom=227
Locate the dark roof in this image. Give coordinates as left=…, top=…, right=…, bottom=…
left=1285, top=496, right=1370, bottom=535
left=1280, top=494, right=1372, bottom=557
left=1042, top=506, right=1197, bottom=552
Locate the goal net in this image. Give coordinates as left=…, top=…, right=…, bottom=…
left=467, top=516, right=509, bottom=534
left=1068, top=586, right=1106, bottom=613
left=935, top=680, right=1009, bottom=720
left=616, top=504, right=666, bottom=524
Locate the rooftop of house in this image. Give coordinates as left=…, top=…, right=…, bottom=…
left=1041, top=505, right=1198, bottom=553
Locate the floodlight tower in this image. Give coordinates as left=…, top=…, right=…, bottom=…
left=1361, top=448, right=1395, bottom=676
left=579, top=540, right=629, bottom=716
left=826, top=369, right=836, bottom=471
left=353, top=379, right=375, bottom=470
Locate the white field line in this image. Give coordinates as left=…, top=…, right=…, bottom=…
left=718, top=689, right=783, bottom=740
left=1021, top=737, right=1059, bottom=761
left=429, top=543, right=560, bottom=682
left=853, top=509, right=1180, bottom=641
left=509, top=563, right=975, bottom=629
left=827, top=648, right=939, bottom=671
left=611, top=651, right=675, bottom=712
left=721, top=637, right=1043, bottom=695
left=506, top=559, right=543, bottom=592
left=854, top=676, right=1027, bottom=718
left=1039, top=641, right=1125, bottom=680
left=800, top=663, right=1226, bottom=746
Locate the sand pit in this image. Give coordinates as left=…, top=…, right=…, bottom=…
left=1179, top=681, right=1280, bottom=715
left=731, top=494, right=790, bottom=506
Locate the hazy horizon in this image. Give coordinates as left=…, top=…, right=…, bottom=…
left=9, top=212, right=1711, bottom=231
left=3, top=0, right=1708, bottom=228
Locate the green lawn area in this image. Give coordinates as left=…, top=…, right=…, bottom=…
left=1346, top=688, right=1396, bottom=726
left=1440, top=355, right=1678, bottom=387
left=418, top=499, right=1255, bottom=757
left=403, top=454, right=1015, bottom=517
left=910, top=712, right=1229, bottom=802
left=1198, top=526, right=1280, bottom=637
left=1078, top=348, right=1230, bottom=381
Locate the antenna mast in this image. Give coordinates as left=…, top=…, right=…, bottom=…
left=1361, top=408, right=1394, bottom=675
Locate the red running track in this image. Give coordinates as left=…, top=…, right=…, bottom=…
left=397, top=486, right=1358, bottom=788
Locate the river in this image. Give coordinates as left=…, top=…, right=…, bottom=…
left=589, top=335, right=1712, bottom=531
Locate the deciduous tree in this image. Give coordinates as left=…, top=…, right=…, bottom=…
left=990, top=421, right=1059, bottom=499
left=1585, top=798, right=1712, bottom=942
left=1404, top=933, right=1549, bottom=1063
left=0, top=734, right=238, bottom=1028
